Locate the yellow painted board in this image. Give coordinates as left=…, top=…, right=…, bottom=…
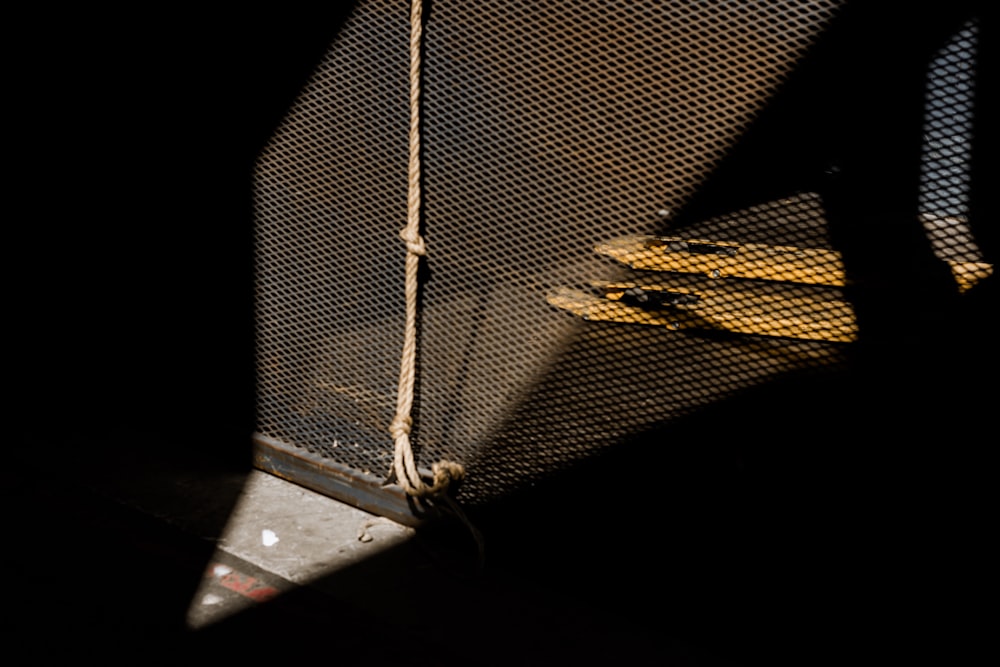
left=949, top=261, right=994, bottom=293
left=595, top=235, right=847, bottom=286
left=597, top=281, right=856, bottom=323
left=547, top=286, right=858, bottom=343
left=595, top=235, right=992, bottom=292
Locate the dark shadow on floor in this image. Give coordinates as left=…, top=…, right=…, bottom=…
left=5, top=425, right=735, bottom=666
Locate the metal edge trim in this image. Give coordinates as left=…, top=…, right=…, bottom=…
left=251, top=432, right=426, bottom=527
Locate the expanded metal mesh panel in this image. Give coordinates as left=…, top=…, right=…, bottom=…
left=254, top=0, right=990, bottom=511
left=920, top=19, right=984, bottom=265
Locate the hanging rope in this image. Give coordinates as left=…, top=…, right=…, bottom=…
left=390, top=0, right=466, bottom=501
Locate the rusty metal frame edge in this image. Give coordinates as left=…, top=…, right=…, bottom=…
left=251, top=432, right=426, bottom=527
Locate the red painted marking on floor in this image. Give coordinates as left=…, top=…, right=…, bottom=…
left=210, top=563, right=281, bottom=603
left=242, top=585, right=280, bottom=602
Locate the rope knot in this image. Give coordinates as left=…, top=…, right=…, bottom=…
left=389, top=415, right=413, bottom=440
left=430, top=460, right=465, bottom=491
left=399, top=228, right=426, bottom=256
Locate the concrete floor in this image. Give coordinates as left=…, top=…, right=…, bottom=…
left=10, top=309, right=995, bottom=666
left=8, top=430, right=740, bottom=666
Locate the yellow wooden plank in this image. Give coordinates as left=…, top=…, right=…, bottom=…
left=546, top=287, right=699, bottom=330
left=949, top=261, right=994, bottom=293
left=597, top=281, right=856, bottom=323
left=595, top=235, right=847, bottom=286
left=546, top=285, right=858, bottom=343
left=595, top=235, right=992, bottom=292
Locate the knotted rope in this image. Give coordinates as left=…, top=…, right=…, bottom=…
left=390, top=0, right=467, bottom=501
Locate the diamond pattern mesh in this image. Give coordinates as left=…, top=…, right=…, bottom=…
left=254, top=1, right=990, bottom=509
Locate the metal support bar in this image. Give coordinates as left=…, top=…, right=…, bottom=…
left=252, top=433, right=427, bottom=527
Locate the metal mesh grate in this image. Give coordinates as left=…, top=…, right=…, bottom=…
left=253, top=1, right=990, bottom=513
left=920, top=18, right=984, bottom=266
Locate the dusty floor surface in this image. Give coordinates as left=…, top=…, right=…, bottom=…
left=8, top=429, right=744, bottom=666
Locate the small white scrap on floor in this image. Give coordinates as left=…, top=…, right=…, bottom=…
left=185, top=469, right=415, bottom=629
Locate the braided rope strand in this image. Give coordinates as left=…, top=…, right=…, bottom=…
left=390, top=0, right=466, bottom=499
